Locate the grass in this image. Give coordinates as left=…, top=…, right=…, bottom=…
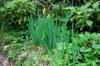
left=28, top=16, right=56, bottom=50
left=28, top=15, right=80, bottom=66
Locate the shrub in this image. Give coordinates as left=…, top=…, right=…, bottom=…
left=0, top=0, right=36, bottom=29
left=65, top=1, right=100, bottom=32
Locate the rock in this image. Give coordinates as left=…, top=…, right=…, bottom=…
left=3, top=59, right=11, bottom=66
left=20, top=52, right=28, bottom=59
left=37, top=47, right=46, bottom=54
left=0, top=54, right=6, bottom=66
left=3, top=45, right=10, bottom=50
left=0, top=54, right=14, bottom=66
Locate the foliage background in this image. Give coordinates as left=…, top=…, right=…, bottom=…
left=0, top=0, right=100, bottom=66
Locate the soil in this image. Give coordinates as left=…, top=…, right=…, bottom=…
left=0, top=54, right=14, bottom=66
left=0, top=54, right=6, bottom=66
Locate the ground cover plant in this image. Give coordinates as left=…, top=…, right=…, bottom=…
left=0, top=0, right=100, bottom=66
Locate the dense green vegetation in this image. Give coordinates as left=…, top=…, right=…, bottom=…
left=0, top=0, right=100, bottom=66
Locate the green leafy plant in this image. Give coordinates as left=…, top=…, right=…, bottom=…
left=65, top=1, right=100, bottom=31
left=28, top=16, right=56, bottom=50
left=28, top=11, right=79, bottom=66
left=0, top=0, right=36, bottom=28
